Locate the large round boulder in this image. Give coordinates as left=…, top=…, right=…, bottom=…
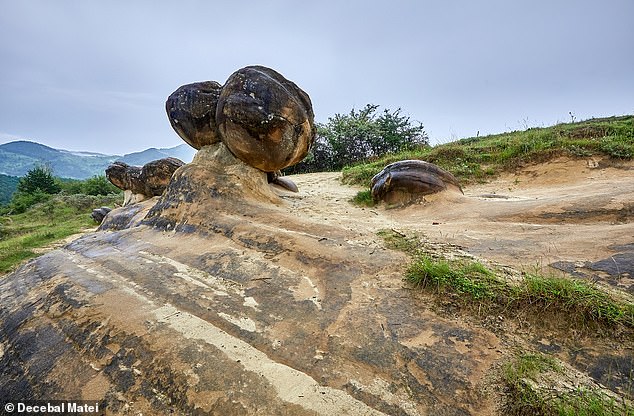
left=215, top=66, right=315, bottom=172
left=166, top=81, right=223, bottom=149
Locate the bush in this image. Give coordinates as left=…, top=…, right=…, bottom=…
left=6, top=190, right=52, bottom=214
left=286, top=104, right=428, bottom=173
left=81, top=175, right=120, bottom=195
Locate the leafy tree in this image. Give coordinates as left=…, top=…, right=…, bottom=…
left=286, top=104, right=428, bottom=173
left=16, top=165, right=61, bottom=195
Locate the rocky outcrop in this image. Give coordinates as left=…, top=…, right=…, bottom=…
left=371, top=160, right=463, bottom=205
left=105, top=157, right=184, bottom=205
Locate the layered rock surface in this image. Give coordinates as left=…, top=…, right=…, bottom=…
left=2, top=159, right=634, bottom=414
left=0, top=160, right=500, bottom=415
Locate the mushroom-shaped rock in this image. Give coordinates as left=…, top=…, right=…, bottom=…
left=215, top=65, right=315, bottom=172
left=166, top=81, right=223, bottom=149
left=90, top=206, right=112, bottom=224
left=371, top=160, right=463, bottom=205
left=106, top=158, right=184, bottom=205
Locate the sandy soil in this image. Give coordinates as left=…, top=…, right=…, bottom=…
left=282, top=157, right=634, bottom=293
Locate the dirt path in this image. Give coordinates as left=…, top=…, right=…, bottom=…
left=283, top=157, right=634, bottom=294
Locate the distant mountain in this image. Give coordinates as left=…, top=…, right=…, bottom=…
left=117, top=145, right=196, bottom=166
left=0, top=141, right=195, bottom=179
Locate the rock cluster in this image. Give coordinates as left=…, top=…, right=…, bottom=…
left=371, top=160, right=463, bottom=205
left=166, top=65, right=315, bottom=189
left=106, top=157, right=184, bottom=205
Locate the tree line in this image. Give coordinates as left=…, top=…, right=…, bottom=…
left=1, top=166, right=120, bottom=214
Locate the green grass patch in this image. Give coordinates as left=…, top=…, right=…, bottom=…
left=502, top=353, right=633, bottom=416
left=351, top=189, right=376, bottom=207
left=380, top=230, right=634, bottom=328
left=0, top=193, right=121, bottom=274
left=406, top=255, right=503, bottom=300
left=343, top=115, right=634, bottom=186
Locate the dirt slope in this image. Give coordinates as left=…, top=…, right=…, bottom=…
left=0, top=156, right=632, bottom=415
left=288, top=157, right=634, bottom=293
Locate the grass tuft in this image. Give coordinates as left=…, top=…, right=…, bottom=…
left=502, top=353, right=633, bottom=416
left=381, top=230, right=634, bottom=328
left=351, top=190, right=376, bottom=207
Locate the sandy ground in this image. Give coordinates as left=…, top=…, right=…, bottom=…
left=282, top=157, right=634, bottom=292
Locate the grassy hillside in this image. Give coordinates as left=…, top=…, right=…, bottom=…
left=0, top=174, right=19, bottom=205
left=0, top=193, right=121, bottom=274
left=342, top=115, right=634, bottom=186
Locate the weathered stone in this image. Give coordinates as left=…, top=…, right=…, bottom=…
left=371, top=160, right=463, bottom=205
left=105, top=161, right=143, bottom=194
left=106, top=158, right=184, bottom=205
left=216, top=65, right=315, bottom=172
left=165, top=81, right=223, bottom=149
left=141, top=157, right=185, bottom=196
left=91, top=206, right=112, bottom=224
left=267, top=171, right=299, bottom=193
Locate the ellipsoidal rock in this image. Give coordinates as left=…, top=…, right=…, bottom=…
left=106, top=158, right=184, bottom=205
left=141, top=157, right=186, bottom=196
left=371, top=160, right=463, bottom=205
left=215, top=65, right=316, bottom=172
left=165, top=81, right=223, bottom=149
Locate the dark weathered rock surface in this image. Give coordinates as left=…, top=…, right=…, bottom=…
left=91, top=206, right=112, bottom=224
left=105, top=161, right=144, bottom=194
left=216, top=66, right=315, bottom=172
left=141, top=157, right=185, bottom=196
left=371, top=160, right=463, bottom=205
left=165, top=81, right=223, bottom=149
left=106, top=158, right=184, bottom=205
left=0, top=197, right=500, bottom=415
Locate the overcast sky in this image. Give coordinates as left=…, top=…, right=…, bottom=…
left=0, top=0, right=632, bottom=155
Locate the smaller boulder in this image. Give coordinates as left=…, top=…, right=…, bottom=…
left=267, top=171, right=299, bottom=193
left=91, top=206, right=112, bottom=224
left=106, top=158, right=185, bottom=205
left=371, top=160, right=463, bottom=206
left=166, top=81, right=223, bottom=149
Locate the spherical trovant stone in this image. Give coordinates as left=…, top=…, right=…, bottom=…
left=166, top=81, right=223, bottom=149
left=215, top=66, right=315, bottom=172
